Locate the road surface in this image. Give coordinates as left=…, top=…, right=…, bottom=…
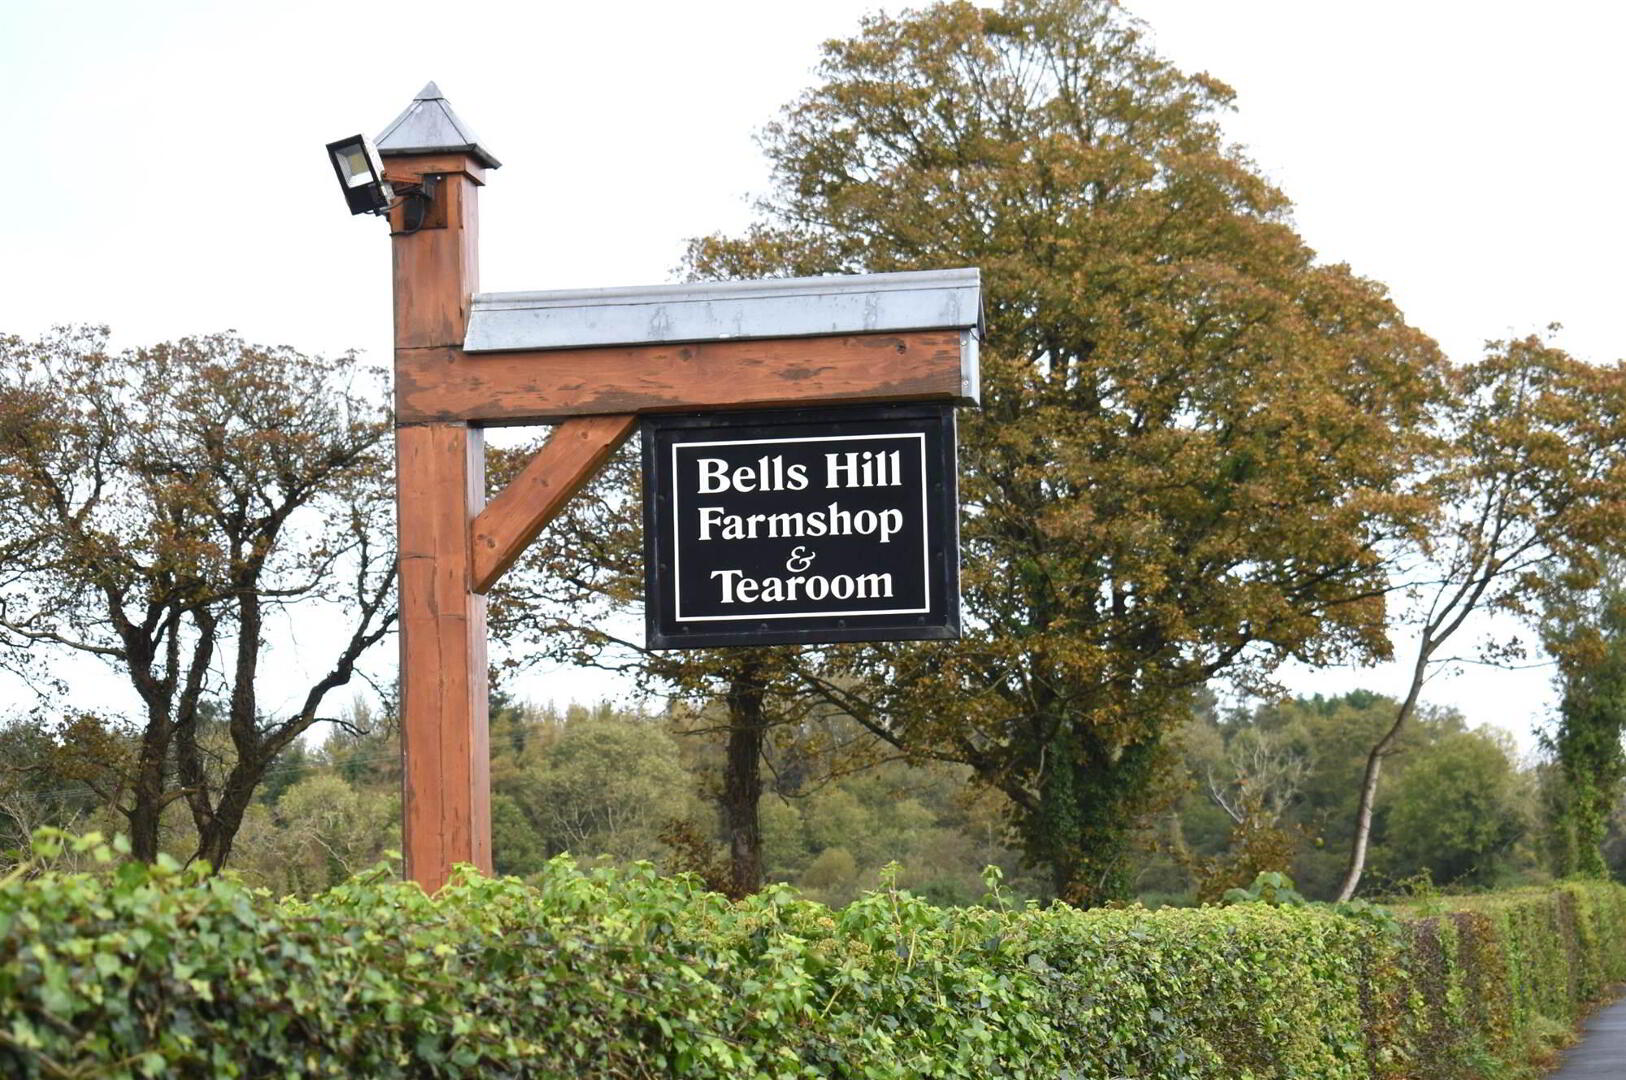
left=1550, top=992, right=1626, bottom=1078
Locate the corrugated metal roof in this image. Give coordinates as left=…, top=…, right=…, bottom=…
left=463, top=268, right=982, bottom=352
left=376, top=82, right=501, bottom=169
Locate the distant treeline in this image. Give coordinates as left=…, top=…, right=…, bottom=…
left=1, top=688, right=1606, bottom=907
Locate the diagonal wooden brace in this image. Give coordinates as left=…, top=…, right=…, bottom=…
left=470, top=414, right=637, bottom=593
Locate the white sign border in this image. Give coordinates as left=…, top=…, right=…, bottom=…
left=671, top=432, right=932, bottom=622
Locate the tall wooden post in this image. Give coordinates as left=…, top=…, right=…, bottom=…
left=381, top=86, right=497, bottom=889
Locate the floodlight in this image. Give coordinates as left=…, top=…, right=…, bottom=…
left=325, top=134, right=394, bottom=216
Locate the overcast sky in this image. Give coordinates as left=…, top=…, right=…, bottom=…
left=3, top=0, right=1621, bottom=749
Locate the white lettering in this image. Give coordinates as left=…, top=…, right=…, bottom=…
left=765, top=512, right=804, bottom=538
left=690, top=501, right=906, bottom=543
left=707, top=570, right=896, bottom=606
left=698, top=458, right=732, bottom=494
left=855, top=573, right=894, bottom=598
left=826, top=452, right=860, bottom=488
left=827, top=501, right=852, bottom=535
left=711, top=568, right=744, bottom=602
left=695, top=454, right=812, bottom=494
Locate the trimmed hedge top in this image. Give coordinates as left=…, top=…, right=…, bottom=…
left=2, top=833, right=1623, bottom=1078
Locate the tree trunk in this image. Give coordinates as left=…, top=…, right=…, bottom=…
left=194, top=702, right=313, bottom=871
left=1337, top=745, right=1388, bottom=901
left=1572, top=781, right=1611, bottom=879
left=1335, top=653, right=1429, bottom=901
left=721, top=658, right=769, bottom=900
left=125, top=700, right=173, bottom=863
left=1029, top=724, right=1166, bottom=907
left=125, top=794, right=162, bottom=864
left=192, top=757, right=273, bottom=872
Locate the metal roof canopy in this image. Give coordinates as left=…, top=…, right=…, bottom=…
left=464, top=268, right=983, bottom=402
left=376, top=81, right=502, bottom=169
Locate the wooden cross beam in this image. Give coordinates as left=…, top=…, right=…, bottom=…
left=395, top=331, right=970, bottom=425
left=378, top=87, right=979, bottom=891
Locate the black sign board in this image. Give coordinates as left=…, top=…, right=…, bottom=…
left=642, top=404, right=960, bottom=649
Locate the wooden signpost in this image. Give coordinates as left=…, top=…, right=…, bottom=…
left=370, top=83, right=980, bottom=890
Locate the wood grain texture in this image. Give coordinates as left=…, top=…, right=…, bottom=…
left=383, top=154, right=488, bottom=186
left=470, top=414, right=636, bottom=594
left=397, top=423, right=491, bottom=890
left=395, top=330, right=967, bottom=424
left=391, top=164, right=481, bottom=350
left=390, top=149, right=490, bottom=891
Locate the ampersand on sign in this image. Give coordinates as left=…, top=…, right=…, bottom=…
left=785, top=546, right=816, bottom=573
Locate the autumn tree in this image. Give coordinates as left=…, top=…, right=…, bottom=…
left=0, top=327, right=395, bottom=868
left=1335, top=339, right=1626, bottom=899
left=683, top=0, right=1446, bottom=903
left=0, top=717, right=105, bottom=851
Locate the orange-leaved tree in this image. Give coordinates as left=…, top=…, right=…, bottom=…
left=682, top=0, right=1448, bottom=904
left=0, top=327, right=396, bottom=869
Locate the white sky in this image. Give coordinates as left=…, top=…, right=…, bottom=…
left=3, top=0, right=1622, bottom=751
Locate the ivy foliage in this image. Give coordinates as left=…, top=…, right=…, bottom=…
left=1543, top=571, right=1626, bottom=879
left=1, top=831, right=1623, bottom=1078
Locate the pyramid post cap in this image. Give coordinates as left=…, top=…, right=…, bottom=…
left=376, top=81, right=501, bottom=169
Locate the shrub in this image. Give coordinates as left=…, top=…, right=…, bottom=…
left=1, top=832, right=1622, bottom=1078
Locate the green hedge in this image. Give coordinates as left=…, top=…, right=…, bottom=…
left=1, top=833, right=1623, bottom=1079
